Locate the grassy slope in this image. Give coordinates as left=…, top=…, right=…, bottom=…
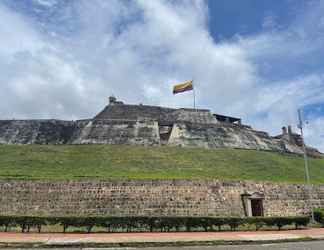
left=0, top=144, right=323, bottom=183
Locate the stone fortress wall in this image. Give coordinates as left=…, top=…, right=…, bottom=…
left=0, top=180, right=322, bottom=217
left=0, top=97, right=322, bottom=157
left=0, top=97, right=323, bottom=218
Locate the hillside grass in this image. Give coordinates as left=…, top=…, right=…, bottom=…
left=0, top=144, right=323, bottom=183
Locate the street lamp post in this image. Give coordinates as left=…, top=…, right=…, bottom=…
left=297, top=109, right=315, bottom=222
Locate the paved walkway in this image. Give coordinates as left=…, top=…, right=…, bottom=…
left=0, top=228, right=323, bottom=247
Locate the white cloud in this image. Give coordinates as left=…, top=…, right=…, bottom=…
left=0, top=5, right=43, bottom=56
left=0, top=0, right=323, bottom=151
left=32, top=0, right=57, bottom=8
left=304, top=117, right=324, bottom=152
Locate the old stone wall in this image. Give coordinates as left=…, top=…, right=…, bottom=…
left=72, top=119, right=160, bottom=145
left=171, top=109, right=217, bottom=124
left=167, top=122, right=302, bottom=153
left=0, top=120, right=76, bottom=144
left=0, top=180, right=323, bottom=217
left=0, top=118, right=315, bottom=156
left=0, top=99, right=322, bottom=156
left=0, top=119, right=161, bottom=146
left=94, top=104, right=176, bottom=123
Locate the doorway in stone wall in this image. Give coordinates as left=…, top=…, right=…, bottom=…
left=251, top=199, right=264, bottom=217
left=241, top=192, right=265, bottom=217
left=158, top=123, right=173, bottom=145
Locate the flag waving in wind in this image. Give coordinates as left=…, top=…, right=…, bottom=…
left=172, top=80, right=193, bottom=94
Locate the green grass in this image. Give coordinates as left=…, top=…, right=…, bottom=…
left=0, top=144, right=323, bottom=183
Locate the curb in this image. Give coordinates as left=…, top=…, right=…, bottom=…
left=0, top=237, right=321, bottom=248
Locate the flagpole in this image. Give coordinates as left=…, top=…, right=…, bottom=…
left=192, top=79, right=196, bottom=110
left=193, top=83, right=196, bottom=110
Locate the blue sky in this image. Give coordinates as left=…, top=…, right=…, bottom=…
left=209, top=0, right=324, bottom=81
left=208, top=0, right=294, bottom=39
left=0, top=0, right=323, bottom=151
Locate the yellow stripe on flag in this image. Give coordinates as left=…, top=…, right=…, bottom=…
left=173, top=80, right=193, bottom=94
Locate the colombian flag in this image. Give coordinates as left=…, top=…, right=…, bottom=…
left=172, top=80, right=193, bottom=94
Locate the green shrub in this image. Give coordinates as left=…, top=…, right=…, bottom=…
left=314, top=208, right=324, bottom=226
left=245, top=217, right=265, bottom=231
left=0, top=215, right=310, bottom=233
left=211, top=217, right=225, bottom=231
left=0, top=216, right=15, bottom=232
left=225, top=217, right=244, bottom=231
left=293, top=216, right=310, bottom=229
left=13, top=216, right=48, bottom=233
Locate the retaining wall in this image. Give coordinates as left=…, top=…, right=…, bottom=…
left=0, top=180, right=323, bottom=217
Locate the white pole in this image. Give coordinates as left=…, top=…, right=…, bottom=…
left=193, top=83, right=196, bottom=110
left=298, top=109, right=314, bottom=222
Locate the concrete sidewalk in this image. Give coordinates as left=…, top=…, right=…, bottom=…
left=0, top=228, right=324, bottom=247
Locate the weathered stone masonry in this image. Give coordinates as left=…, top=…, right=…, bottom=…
left=1, top=97, right=322, bottom=157
left=0, top=180, right=323, bottom=217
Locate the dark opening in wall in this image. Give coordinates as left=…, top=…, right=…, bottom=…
left=158, top=124, right=173, bottom=145
left=213, top=114, right=242, bottom=124
left=241, top=192, right=265, bottom=217
left=251, top=199, right=264, bottom=217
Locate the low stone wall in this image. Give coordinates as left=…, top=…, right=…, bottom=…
left=0, top=180, right=323, bottom=217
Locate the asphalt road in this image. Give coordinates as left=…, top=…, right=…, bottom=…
left=3, top=241, right=324, bottom=250
left=142, top=241, right=324, bottom=249
left=145, top=241, right=324, bottom=249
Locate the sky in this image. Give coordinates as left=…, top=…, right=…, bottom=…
left=0, top=0, right=323, bottom=151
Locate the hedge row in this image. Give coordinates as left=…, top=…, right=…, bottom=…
left=0, top=215, right=310, bottom=233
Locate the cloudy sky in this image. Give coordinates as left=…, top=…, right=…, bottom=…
left=0, top=0, right=324, bottom=151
